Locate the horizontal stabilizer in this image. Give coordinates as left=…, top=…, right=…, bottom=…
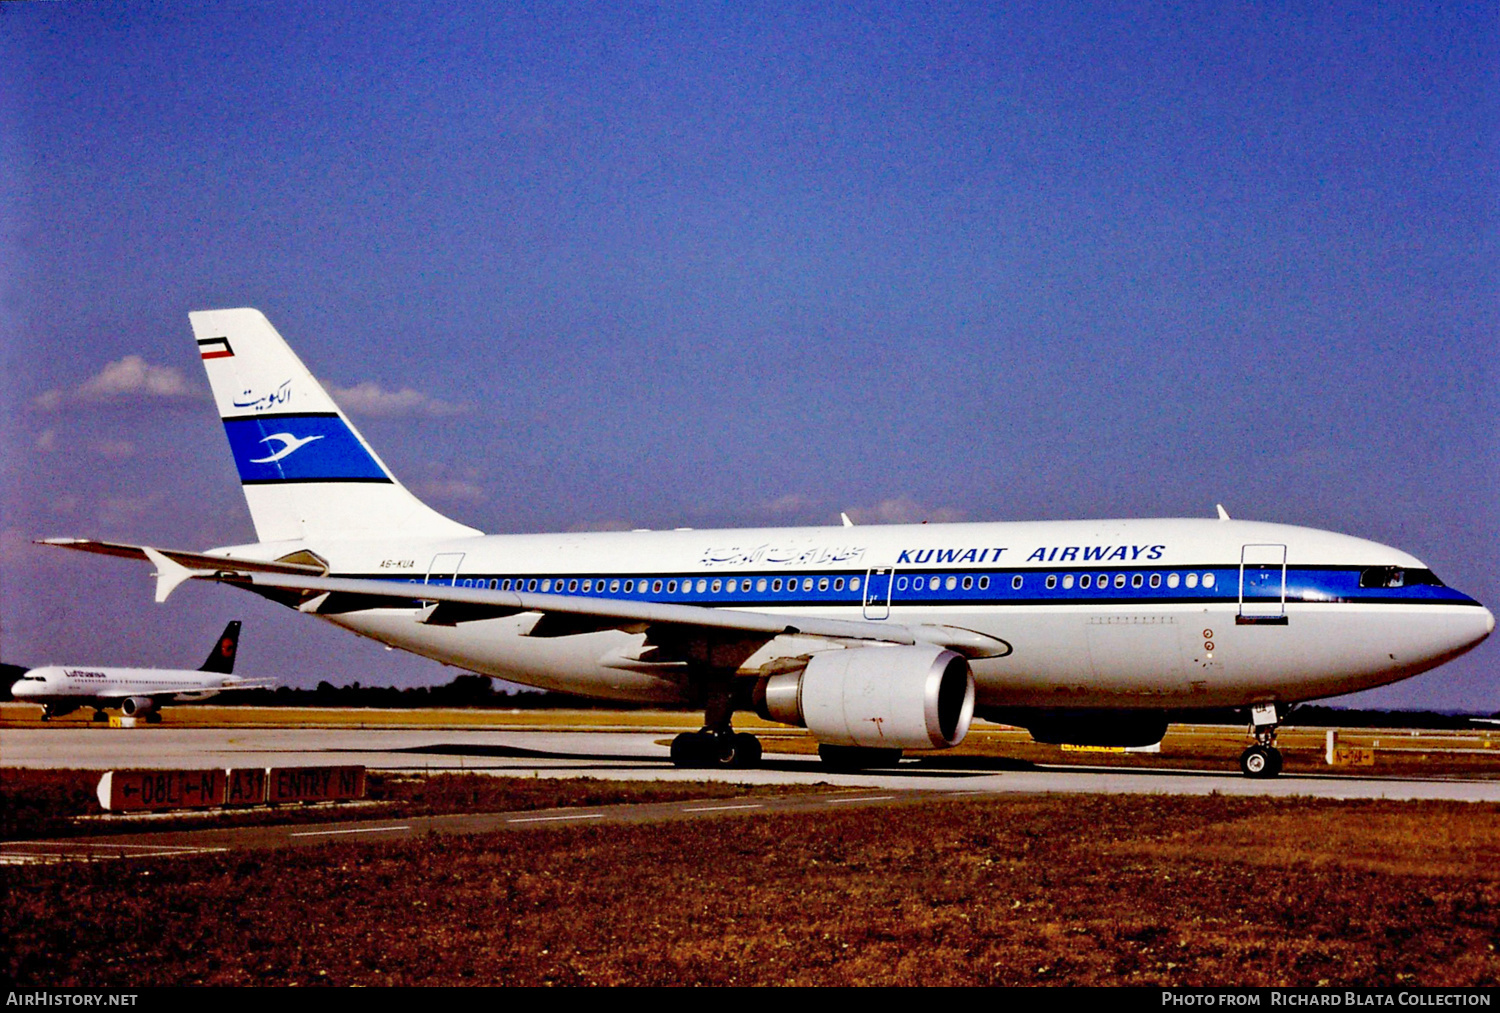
left=40, top=539, right=326, bottom=575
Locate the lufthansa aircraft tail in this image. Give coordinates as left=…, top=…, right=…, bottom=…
left=189, top=309, right=481, bottom=544
left=197, top=620, right=242, bottom=675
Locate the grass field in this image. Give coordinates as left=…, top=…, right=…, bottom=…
left=5, top=789, right=1498, bottom=986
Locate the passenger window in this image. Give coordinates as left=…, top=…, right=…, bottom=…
left=1186, top=573, right=1198, bottom=588
left=818, top=578, right=829, bottom=591
left=850, top=576, right=860, bottom=592
left=1012, top=575, right=1023, bottom=590
left=623, top=580, right=633, bottom=593
left=978, top=576, right=989, bottom=590
left=929, top=576, right=940, bottom=591
left=1131, top=573, right=1143, bottom=588
left=962, top=576, right=973, bottom=590
left=541, top=579, right=552, bottom=592
left=757, top=578, right=768, bottom=592
left=895, top=577, right=907, bottom=591
left=1114, top=574, right=1125, bottom=589
left=772, top=578, right=782, bottom=592
left=834, top=577, right=845, bottom=591
left=696, top=579, right=707, bottom=593
left=527, top=579, right=538, bottom=591
left=1203, top=573, right=1215, bottom=588
left=945, top=576, right=957, bottom=591
left=1061, top=574, right=1074, bottom=589
left=726, top=579, right=737, bottom=593
left=803, top=578, right=813, bottom=591
left=711, top=579, right=721, bottom=593
left=568, top=580, right=578, bottom=592
left=1080, top=574, right=1091, bottom=589
left=610, top=580, right=620, bottom=593
left=1167, top=573, right=1179, bottom=588
left=1149, top=573, right=1160, bottom=588
left=653, top=580, right=663, bottom=593
left=667, top=580, right=677, bottom=593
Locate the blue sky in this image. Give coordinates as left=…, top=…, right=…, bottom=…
left=2, top=2, right=1495, bottom=708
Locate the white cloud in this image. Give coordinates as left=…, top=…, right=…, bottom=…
left=32, top=390, right=62, bottom=411
left=415, top=478, right=486, bottom=502
left=79, top=355, right=193, bottom=399
left=847, top=497, right=966, bottom=525
left=34, top=429, right=58, bottom=452
left=330, top=381, right=468, bottom=418
left=760, top=493, right=818, bottom=515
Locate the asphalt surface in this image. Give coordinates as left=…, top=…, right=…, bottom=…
left=5, top=724, right=1498, bottom=801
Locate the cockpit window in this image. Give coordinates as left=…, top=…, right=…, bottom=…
left=1359, top=566, right=1445, bottom=589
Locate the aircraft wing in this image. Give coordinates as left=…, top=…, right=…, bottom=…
left=44, top=539, right=1009, bottom=662
left=231, top=570, right=1009, bottom=660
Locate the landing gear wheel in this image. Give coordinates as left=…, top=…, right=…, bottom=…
left=671, top=731, right=707, bottom=767
left=1239, top=745, right=1283, bottom=779
left=671, top=730, right=763, bottom=769
left=732, top=732, right=762, bottom=768
left=145, top=712, right=162, bottom=724
left=91, top=711, right=109, bottom=723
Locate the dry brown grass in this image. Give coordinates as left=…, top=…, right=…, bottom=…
left=5, top=793, right=1498, bottom=986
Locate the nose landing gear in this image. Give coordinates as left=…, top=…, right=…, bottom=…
left=1238, top=702, right=1284, bottom=778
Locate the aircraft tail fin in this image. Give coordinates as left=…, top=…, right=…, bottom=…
left=199, top=620, right=242, bottom=674
left=188, top=309, right=481, bottom=543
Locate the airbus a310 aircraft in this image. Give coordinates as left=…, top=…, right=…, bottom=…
left=44, top=310, right=1492, bottom=775
left=11, top=621, right=267, bottom=721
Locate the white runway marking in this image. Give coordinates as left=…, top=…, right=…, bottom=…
left=825, top=795, right=896, bottom=803
left=289, top=825, right=411, bottom=837
left=506, top=813, right=606, bottom=823
left=681, top=803, right=764, bottom=812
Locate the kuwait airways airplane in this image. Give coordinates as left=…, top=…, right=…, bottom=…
left=44, top=310, right=1492, bottom=776
left=11, top=621, right=266, bottom=721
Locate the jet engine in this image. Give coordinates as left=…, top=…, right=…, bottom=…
left=120, top=696, right=157, bottom=717
left=754, top=645, right=975, bottom=749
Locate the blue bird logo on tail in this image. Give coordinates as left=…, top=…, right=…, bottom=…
left=249, top=433, right=325, bottom=463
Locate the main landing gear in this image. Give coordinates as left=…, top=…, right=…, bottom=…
left=670, top=729, right=763, bottom=768
left=1238, top=702, right=1284, bottom=778
left=669, top=675, right=764, bottom=769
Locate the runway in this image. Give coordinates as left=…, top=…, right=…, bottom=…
left=4, top=723, right=1498, bottom=802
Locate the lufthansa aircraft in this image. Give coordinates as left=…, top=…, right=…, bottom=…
left=43, top=310, right=1493, bottom=775
left=11, top=621, right=267, bottom=721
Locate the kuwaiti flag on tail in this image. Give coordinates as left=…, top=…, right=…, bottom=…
left=197, top=337, right=234, bottom=359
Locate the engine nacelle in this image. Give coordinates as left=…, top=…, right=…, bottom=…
left=754, top=645, right=975, bottom=749
left=120, top=696, right=157, bottom=717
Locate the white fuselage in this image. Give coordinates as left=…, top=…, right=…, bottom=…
left=220, top=516, right=1493, bottom=712
left=12, top=666, right=245, bottom=706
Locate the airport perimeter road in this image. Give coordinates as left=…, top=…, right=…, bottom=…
left=4, top=725, right=1500, bottom=802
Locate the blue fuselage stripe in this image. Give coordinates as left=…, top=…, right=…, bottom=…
left=329, top=565, right=1481, bottom=611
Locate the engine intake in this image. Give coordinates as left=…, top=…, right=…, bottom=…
left=120, top=696, right=157, bottom=717
left=754, top=645, right=975, bottom=749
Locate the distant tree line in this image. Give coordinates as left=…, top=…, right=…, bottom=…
left=0, top=662, right=1492, bottom=725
